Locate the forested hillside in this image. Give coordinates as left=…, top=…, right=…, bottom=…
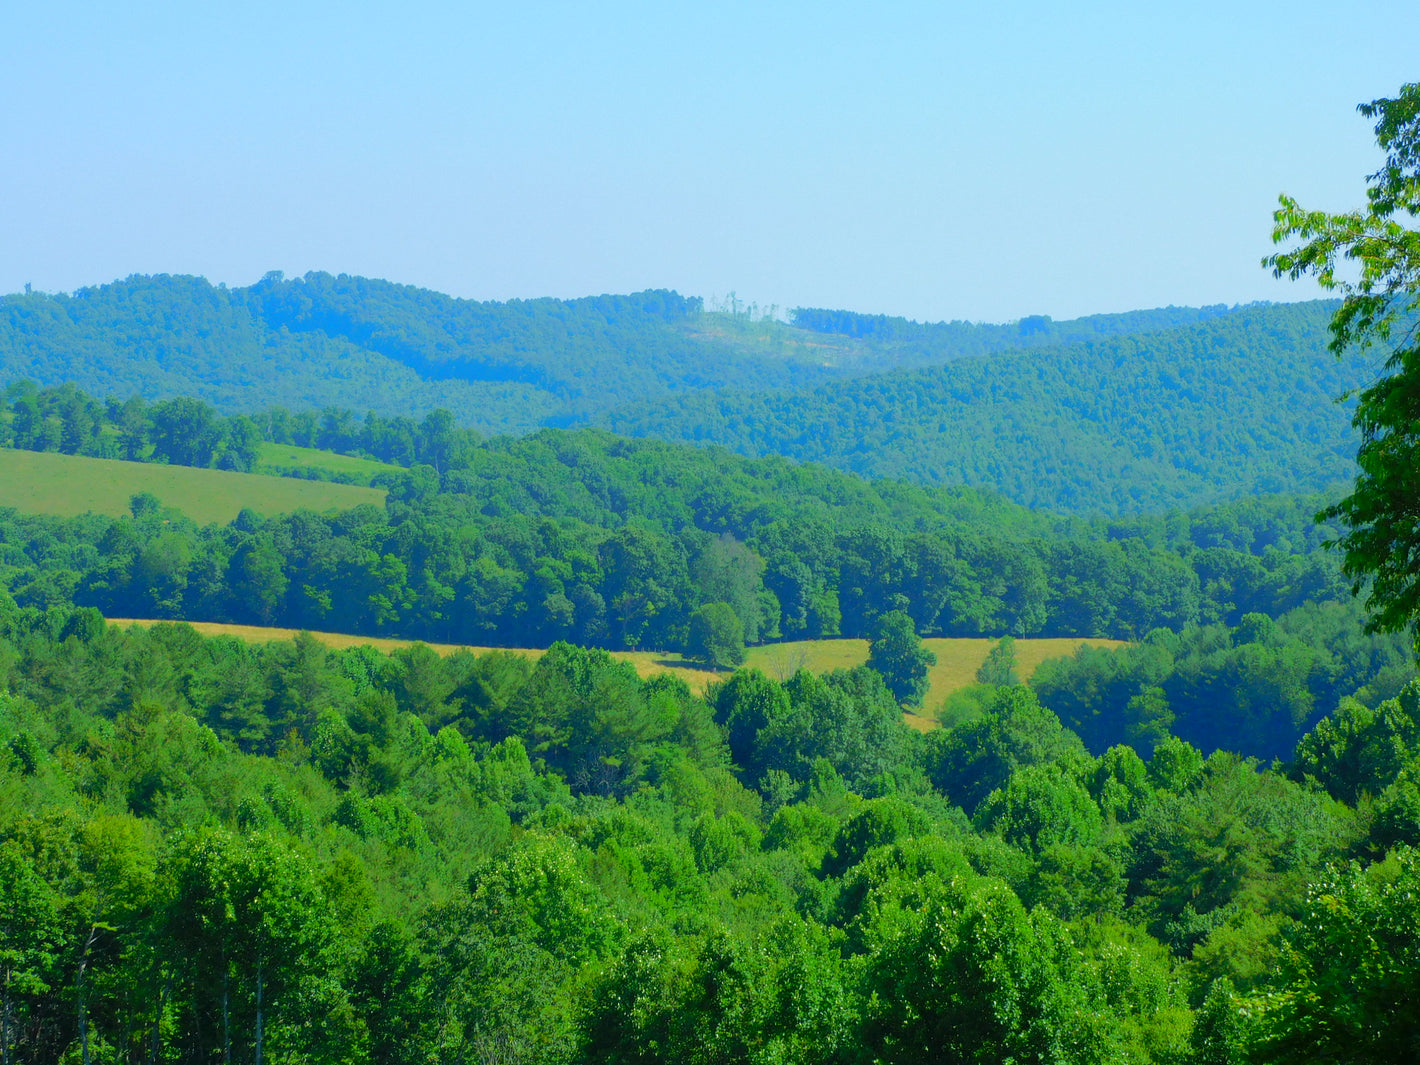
left=4, top=305, right=1418, bottom=1065
left=608, top=300, right=1364, bottom=513
left=0, top=399, right=1359, bottom=647
left=789, top=301, right=1238, bottom=353
left=4, top=384, right=1415, bottom=761
left=7, top=62, right=1420, bottom=1065
left=2, top=274, right=1323, bottom=505
left=2, top=596, right=1417, bottom=1063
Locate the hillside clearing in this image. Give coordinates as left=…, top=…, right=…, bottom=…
left=256, top=441, right=402, bottom=479
left=0, top=448, right=386, bottom=524
left=105, top=619, right=1122, bottom=726
left=745, top=637, right=1127, bottom=712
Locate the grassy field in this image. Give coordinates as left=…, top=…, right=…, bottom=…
left=745, top=636, right=1127, bottom=713
left=105, top=620, right=1122, bottom=727
left=0, top=449, right=386, bottom=524
left=105, top=619, right=725, bottom=689
left=256, top=442, right=402, bottom=480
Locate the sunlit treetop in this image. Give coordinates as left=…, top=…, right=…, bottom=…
left=1267, top=83, right=1420, bottom=635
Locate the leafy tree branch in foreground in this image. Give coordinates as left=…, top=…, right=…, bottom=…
left=1267, top=81, right=1420, bottom=635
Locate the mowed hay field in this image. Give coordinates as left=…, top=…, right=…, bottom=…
left=0, top=449, right=386, bottom=524
left=106, top=619, right=725, bottom=690
left=745, top=637, right=1126, bottom=718
left=106, top=620, right=1122, bottom=729
left=256, top=442, right=401, bottom=480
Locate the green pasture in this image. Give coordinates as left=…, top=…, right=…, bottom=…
left=256, top=441, right=402, bottom=479
left=0, top=448, right=386, bottom=525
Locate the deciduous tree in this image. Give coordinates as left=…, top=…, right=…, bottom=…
left=867, top=610, right=936, bottom=707
left=1267, top=82, right=1420, bottom=633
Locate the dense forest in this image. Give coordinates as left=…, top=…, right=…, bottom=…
left=787, top=303, right=1240, bottom=348
left=7, top=69, right=1420, bottom=1065
left=607, top=301, right=1369, bottom=513
left=2, top=595, right=1417, bottom=1063
left=0, top=275, right=1358, bottom=512
left=0, top=386, right=1380, bottom=642
left=3, top=382, right=1416, bottom=764
left=0, top=273, right=1244, bottom=431
left=2, top=376, right=1418, bottom=1063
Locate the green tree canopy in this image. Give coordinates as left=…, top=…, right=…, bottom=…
left=867, top=610, right=936, bottom=707
left=687, top=602, right=746, bottom=670
left=976, top=635, right=1019, bottom=686
left=1267, top=82, right=1420, bottom=634
left=1251, top=846, right=1420, bottom=1064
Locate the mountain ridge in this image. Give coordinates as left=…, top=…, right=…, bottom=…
left=2, top=271, right=1356, bottom=513
left=604, top=299, right=1365, bottom=513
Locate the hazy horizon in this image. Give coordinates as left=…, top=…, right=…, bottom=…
left=2, top=269, right=1330, bottom=330
left=4, top=1, right=1416, bottom=323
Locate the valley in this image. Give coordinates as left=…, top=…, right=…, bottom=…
left=7, top=10, right=1418, bottom=1061
left=1, top=245, right=1416, bottom=1063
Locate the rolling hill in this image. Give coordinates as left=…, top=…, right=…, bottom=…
left=2, top=272, right=1271, bottom=437
left=606, top=300, right=1368, bottom=513
left=1, top=272, right=1364, bottom=514
left=0, top=449, right=385, bottom=524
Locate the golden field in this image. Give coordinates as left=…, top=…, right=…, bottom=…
left=105, top=620, right=1122, bottom=729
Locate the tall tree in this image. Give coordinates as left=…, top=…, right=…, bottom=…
left=866, top=610, right=936, bottom=707
left=976, top=635, right=1019, bottom=686
left=150, top=397, right=222, bottom=468
left=1266, top=82, right=1420, bottom=633
left=227, top=540, right=288, bottom=626
left=686, top=602, right=745, bottom=670
left=164, top=830, right=351, bottom=1064
left=0, top=843, right=63, bottom=1065
left=222, top=415, right=264, bottom=472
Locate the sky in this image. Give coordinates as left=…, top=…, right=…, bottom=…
left=2, top=1, right=1417, bottom=323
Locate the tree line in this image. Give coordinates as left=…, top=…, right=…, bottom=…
left=0, top=379, right=467, bottom=477
left=10, top=462, right=1412, bottom=759
left=0, top=421, right=1376, bottom=648
left=4, top=79, right=1420, bottom=1064
left=9, top=384, right=1411, bottom=756
left=1030, top=601, right=1415, bottom=760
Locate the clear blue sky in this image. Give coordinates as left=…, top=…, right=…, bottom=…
left=2, top=1, right=1416, bottom=322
